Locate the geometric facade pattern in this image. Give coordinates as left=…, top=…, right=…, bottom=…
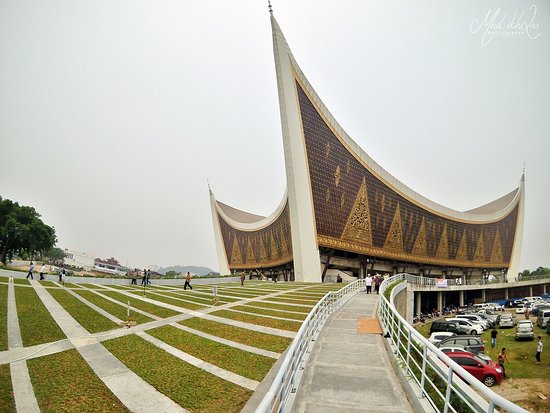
left=296, top=81, right=519, bottom=268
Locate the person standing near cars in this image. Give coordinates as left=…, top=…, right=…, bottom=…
left=490, top=327, right=498, bottom=349
left=536, top=336, right=543, bottom=365
left=498, top=348, right=508, bottom=378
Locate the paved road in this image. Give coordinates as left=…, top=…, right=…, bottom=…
left=293, top=292, right=414, bottom=413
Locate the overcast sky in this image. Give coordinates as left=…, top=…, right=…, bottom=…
left=1, top=1, right=548, bottom=273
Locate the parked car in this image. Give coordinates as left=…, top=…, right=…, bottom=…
left=428, top=332, right=456, bottom=344
left=456, top=314, right=490, bottom=330
left=429, top=321, right=462, bottom=335
left=536, top=310, right=550, bottom=328
left=436, top=335, right=485, bottom=354
left=444, top=351, right=503, bottom=387
left=446, top=318, right=483, bottom=335
left=531, top=303, right=550, bottom=316
left=474, top=313, right=496, bottom=328
left=515, top=320, right=535, bottom=341
left=499, top=314, right=516, bottom=328
left=438, top=345, right=492, bottom=363
left=515, top=304, right=527, bottom=314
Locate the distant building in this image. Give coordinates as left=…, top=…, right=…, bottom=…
left=64, top=249, right=95, bottom=271
left=94, top=257, right=128, bottom=276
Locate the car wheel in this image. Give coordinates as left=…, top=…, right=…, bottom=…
left=483, top=375, right=496, bottom=387
left=471, top=330, right=476, bottom=335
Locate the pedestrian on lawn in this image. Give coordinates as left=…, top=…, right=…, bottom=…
left=26, top=262, right=34, bottom=279
left=498, top=347, right=508, bottom=378
left=490, top=327, right=498, bottom=349
left=184, top=272, right=193, bottom=290
left=536, top=336, right=543, bottom=365
left=39, top=263, right=46, bottom=280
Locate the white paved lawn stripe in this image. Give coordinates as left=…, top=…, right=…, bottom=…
left=97, top=285, right=297, bottom=338
left=7, top=282, right=23, bottom=349
left=62, top=286, right=123, bottom=324
left=10, top=361, right=40, bottom=413
left=30, top=281, right=187, bottom=413
left=7, top=282, right=41, bottom=412
left=136, top=331, right=260, bottom=391
left=170, top=323, right=280, bottom=359
left=80, top=285, right=162, bottom=321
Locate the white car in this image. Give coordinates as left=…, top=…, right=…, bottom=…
left=446, top=318, right=484, bottom=335
left=428, top=332, right=456, bottom=344
left=516, top=304, right=527, bottom=314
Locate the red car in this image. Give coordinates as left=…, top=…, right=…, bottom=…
left=445, top=351, right=503, bottom=387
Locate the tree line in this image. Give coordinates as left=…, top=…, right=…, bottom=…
left=0, top=196, right=57, bottom=265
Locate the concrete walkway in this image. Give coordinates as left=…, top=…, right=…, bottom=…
left=293, top=292, right=414, bottom=413
left=7, top=281, right=41, bottom=413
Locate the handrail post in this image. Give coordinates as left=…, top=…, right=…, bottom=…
left=419, top=345, right=427, bottom=398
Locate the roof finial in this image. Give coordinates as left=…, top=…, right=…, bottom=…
left=268, top=0, right=273, bottom=15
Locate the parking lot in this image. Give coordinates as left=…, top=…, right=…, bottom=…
left=417, top=307, right=550, bottom=412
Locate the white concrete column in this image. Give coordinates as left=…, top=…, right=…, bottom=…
left=529, top=285, right=533, bottom=296
left=481, top=289, right=486, bottom=302
left=459, top=290, right=464, bottom=307
left=505, top=288, right=509, bottom=299
left=415, top=292, right=421, bottom=316
left=437, top=291, right=443, bottom=313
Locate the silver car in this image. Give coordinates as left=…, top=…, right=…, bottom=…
left=515, top=320, right=534, bottom=341
left=499, top=314, right=515, bottom=328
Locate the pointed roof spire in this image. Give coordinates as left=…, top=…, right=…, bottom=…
left=268, top=0, right=273, bottom=15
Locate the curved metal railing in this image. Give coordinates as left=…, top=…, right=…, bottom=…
left=379, top=273, right=530, bottom=413
left=255, top=279, right=364, bottom=413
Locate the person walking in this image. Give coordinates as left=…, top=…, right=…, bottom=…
left=536, top=336, right=543, bottom=365
left=240, top=273, right=245, bottom=286
left=26, top=262, right=34, bottom=279
left=146, top=269, right=151, bottom=285
left=374, top=274, right=382, bottom=294
left=365, top=274, right=373, bottom=293
left=39, top=263, right=46, bottom=280
left=498, top=347, right=508, bottom=378
left=490, top=327, right=498, bottom=349
left=131, top=271, right=137, bottom=285
left=184, top=272, right=192, bottom=290
left=141, top=269, right=147, bottom=285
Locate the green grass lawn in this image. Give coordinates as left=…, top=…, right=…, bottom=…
left=73, top=290, right=153, bottom=325
left=246, top=301, right=312, bottom=313
left=0, top=284, right=8, bottom=350
left=214, top=290, right=264, bottom=298
left=231, top=305, right=307, bottom=321
left=48, top=289, right=119, bottom=333
left=63, top=283, right=83, bottom=289
left=99, top=291, right=179, bottom=318
left=179, top=317, right=292, bottom=353
left=15, top=285, right=66, bottom=346
left=147, top=325, right=275, bottom=381
left=161, top=291, right=216, bottom=304
left=103, top=334, right=252, bottom=413
left=211, top=310, right=301, bottom=332
left=0, top=364, right=15, bottom=413
left=261, top=297, right=313, bottom=307
left=13, top=278, right=29, bottom=285
left=39, top=281, right=59, bottom=287
left=146, top=292, right=205, bottom=310
left=27, top=349, right=129, bottom=413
